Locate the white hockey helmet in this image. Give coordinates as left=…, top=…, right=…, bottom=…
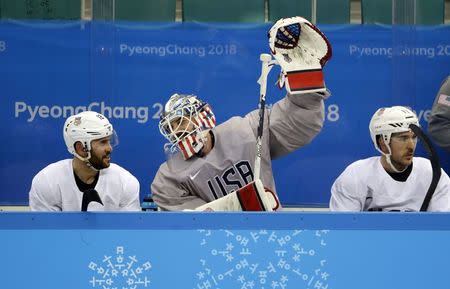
left=63, top=111, right=115, bottom=161
left=369, top=106, right=419, bottom=152
left=159, top=93, right=216, bottom=154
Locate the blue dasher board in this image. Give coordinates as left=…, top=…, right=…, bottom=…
left=1, top=212, right=450, bottom=289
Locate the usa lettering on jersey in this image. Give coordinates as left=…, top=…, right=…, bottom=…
left=206, top=160, right=253, bottom=199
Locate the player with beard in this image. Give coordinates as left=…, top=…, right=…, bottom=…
left=29, top=111, right=140, bottom=211
left=330, top=106, right=450, bottom=212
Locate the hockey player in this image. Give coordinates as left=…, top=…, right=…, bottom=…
left=151, top=17, right=332, bottom=211
left=428, top=75, right=450, bottom=152
left=29, top=111, right=141, bottom=211
left=330, top=106, right=450, bottom=212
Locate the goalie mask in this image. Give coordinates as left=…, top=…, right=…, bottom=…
left=369, top=106, right=419, bottom=172
left=268, top=16, right=332, bottom=95
left=159, top=93, right=216, bottom=160
left=63, top=111, right=118, bottom=169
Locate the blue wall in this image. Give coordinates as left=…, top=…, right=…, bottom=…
left=1, top=212, right=450, bottom=289
left=1, top=21, right=449, bottom=206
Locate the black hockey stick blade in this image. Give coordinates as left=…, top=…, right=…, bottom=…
left=409, top=124, right=442, bottom=211
left=81, top=189, right=104, bottom=211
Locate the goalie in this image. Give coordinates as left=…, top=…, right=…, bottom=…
left=151, top=17, right=332, bottom=211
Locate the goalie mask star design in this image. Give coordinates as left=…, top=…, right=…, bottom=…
left=159, top=93, right=216, bottom=160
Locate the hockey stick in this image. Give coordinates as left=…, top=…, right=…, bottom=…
left=409, top=124, right=442, bottom=211
left=254, top=53, right=277, bottom=180
left=81, top=188, right=104, bottom=211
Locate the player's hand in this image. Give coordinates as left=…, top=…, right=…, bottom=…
left=268, top=16, right=332, bottom=95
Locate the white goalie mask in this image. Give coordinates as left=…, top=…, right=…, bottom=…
left=369, top=106, right=419, bottom=172
left=63, top=111, right=118, bottom=164
left=159, top=94, right=216, bottom=160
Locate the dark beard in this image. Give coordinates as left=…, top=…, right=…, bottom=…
left=89, top=152, right=110, bottom=170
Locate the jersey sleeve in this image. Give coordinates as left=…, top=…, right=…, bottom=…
left=151, top=167, right=207, bottom=211
left=29, top=173, right=62, bottom=211
left=428, top=168, right=450, bottom=212
left=120, top=173, right=141, bottom=211
left=428, top=76, right=450, bottom=152
left=246, top=92, right=325, bottom=159
left=329, top=164, right=364, bottom=211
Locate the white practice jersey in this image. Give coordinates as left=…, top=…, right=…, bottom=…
left=330, top=156, right=450, bottom=211
left=29, top=159, right=141, bottom=211
left=152, top=93, right=325, bottom=211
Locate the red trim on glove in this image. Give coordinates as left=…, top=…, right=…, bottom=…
left=236, top=182, right=266, bottom=211
left=287, top=69, right=325, bottom=91
left=264, top=187, right=280, bottom=211
left=304, top=22, right=333, bottom=67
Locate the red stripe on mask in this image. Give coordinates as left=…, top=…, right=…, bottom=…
left=186, top=135, right=196, bottom=155
left=178, top=140, right=189, bottom=159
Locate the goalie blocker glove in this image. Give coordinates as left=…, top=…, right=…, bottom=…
left=194, top=179, right=280, bottom=211
left=268, top=16, right=332, bottom=95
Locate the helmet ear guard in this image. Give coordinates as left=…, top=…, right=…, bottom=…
left=72, top=141, right=89, bottom=157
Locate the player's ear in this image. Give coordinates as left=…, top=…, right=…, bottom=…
left=74, top=141, right=88, bottom=157
left=377, top=136, right=389, bottom=154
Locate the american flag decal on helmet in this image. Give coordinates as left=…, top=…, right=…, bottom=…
left=74, top=117, right=82, bottom=126
left=196, top=105, right=216, bottom=129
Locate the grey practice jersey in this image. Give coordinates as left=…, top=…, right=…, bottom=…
left=151, top=92, right=325, bottom=211
left=428, top=76, right=450, bottom=152
left=330, top=157, right=450, bottom=212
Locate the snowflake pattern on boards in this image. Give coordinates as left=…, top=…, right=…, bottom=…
left=195, top=229, right=331, bottom=289
left=88, top=246, right=152, bottom=289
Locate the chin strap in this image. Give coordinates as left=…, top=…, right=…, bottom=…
left=380, top=141, right=407, bottom=173
left=385, top=154, right=407, bottom=173
left=74, top=151, right=100, bottom=172
left=85, top=161, right=100, bottom=172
